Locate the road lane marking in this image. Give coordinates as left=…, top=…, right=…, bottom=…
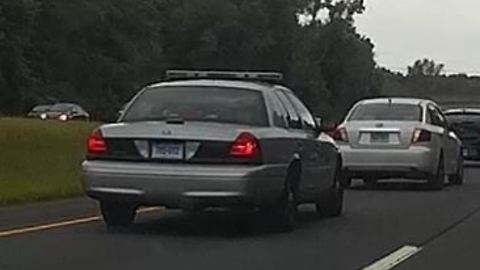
left=361, top=245, right=422, bottom=270
left=0, top=207, right=162, bottom=238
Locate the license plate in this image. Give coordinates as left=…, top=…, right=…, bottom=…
left=370, top=132, right=389, bottom=143
left=152, top=143, right=184, bottom=160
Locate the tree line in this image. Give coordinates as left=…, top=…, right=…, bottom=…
left=380, top=59, right=480, bottom=108
left=0, top=0, right=379, bottom=121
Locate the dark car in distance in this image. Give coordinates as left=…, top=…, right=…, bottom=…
left=27, top=104, right=52, bottom=119
left=444, top=108, right=480, bottom=160
left=45, top=103, right=90, bottom=121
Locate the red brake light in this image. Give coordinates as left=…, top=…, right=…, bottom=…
left=329, top=127, right=348, bottom=142
left=88, top=129, right=107, bottom=155
left=230, top=132, right=261, bottom=159
left=412, top=129, right=431, bottom=143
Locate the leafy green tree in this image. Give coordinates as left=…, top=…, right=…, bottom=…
left=0, top=0, right=379, bottom=121
left=28, top=0, right=167, bottom=119
left=0, top=0, right=39, bottom=114
left=380, top=67, right=480, bottom=108
left=298, top=0, right=365, bottom=25
left=408, top=58, right=445, bottom=77
left=291, top=0, right=377, bottom=120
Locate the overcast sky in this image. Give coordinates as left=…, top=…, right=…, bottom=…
left=355, top=0, right=480, bottom=75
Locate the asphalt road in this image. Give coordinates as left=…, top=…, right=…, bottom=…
left=2, top=166, right=480, bottom=270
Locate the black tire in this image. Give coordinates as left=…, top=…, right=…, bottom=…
left=428, top=155, right=445, bottom=190
left=449, top=156, right=464, bottom=185
left=275, top=188, right=296, bottom=232
left=273, top=169, right=299, bottom=232
left=316, top=166, right=344, bottom=217
left=100, top=201, right=137, bottom=228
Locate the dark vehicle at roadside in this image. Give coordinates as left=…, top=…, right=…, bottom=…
left=27, top=104, right=52, bottom=119
left=444, top=108, right=480, bottom=160
left=45, top=103, right=90, bottom=121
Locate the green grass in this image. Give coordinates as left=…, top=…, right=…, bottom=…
left=0, top=118, right=99, bottom=206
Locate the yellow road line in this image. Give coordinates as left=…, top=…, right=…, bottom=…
left=0, top=207, right=162, bottom=238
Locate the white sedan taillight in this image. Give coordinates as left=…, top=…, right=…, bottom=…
left=412, top=129, right=431, bottom=144
left=329, top=127, right=349, bottom=142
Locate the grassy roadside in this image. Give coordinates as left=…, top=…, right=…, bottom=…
left=0, top=118, right=98, bottom=206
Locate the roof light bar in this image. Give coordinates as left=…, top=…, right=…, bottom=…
left=166, top=70, right=283, bottom=82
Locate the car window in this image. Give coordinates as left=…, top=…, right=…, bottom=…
left=274, top=90, right=302, bottom=129
left=32, top=105, right=50, bottom=112
left=428, top=105, right=446, bottom=127
left=435, top=108, right=447, bottom=127
left=445, top=113, right=480, bottom=126
left=73, top=106, right=86, bottom=114
left=425, top=107, right=432, bottom=123
left=50, top=103, right=75, bottom=112
left=267, top=92, right=288, bottom=128
left=349, top=103, right=422, bottom=121
left=122, top=86, right=269, bottom=127
left=285, top=92, right=316, bottom=132
left=445, top=113, right=480, bottom=136
left=427, top=106, right=437, bottom=125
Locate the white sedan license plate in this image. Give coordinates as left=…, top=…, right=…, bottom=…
left=370, top=132, right=389, bottom=143
left=152, top=143, right=184, bottom=160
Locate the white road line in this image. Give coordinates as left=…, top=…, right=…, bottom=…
left=0, top=207, right=162, bottom=237
left=361, top=245, right=423, bottom=270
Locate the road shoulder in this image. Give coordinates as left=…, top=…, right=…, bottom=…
left=0, top=197, right=97, bottom=232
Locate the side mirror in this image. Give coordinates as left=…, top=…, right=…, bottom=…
left=314, top=117, right=329, bottom=135
left=117, top=109, right=124, bottom=118
left=314, top=117, right=323, bottom=129
left=117, top=102, right=129, bottom=119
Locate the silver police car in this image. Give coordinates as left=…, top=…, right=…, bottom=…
left=82, top=70, right=343, bottom=231
left=332, top=98, right=463, bottom=189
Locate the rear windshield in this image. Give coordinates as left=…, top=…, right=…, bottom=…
left=445, top=113, right=480, bottom=126
left=349, top=103, right=422, bottom=121
left=122, top=86, right=268, bottom=126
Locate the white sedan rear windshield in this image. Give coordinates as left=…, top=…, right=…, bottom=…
left=123, top=86, right=268, bottom=126
left=349, top=103, right=422, bottom=121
